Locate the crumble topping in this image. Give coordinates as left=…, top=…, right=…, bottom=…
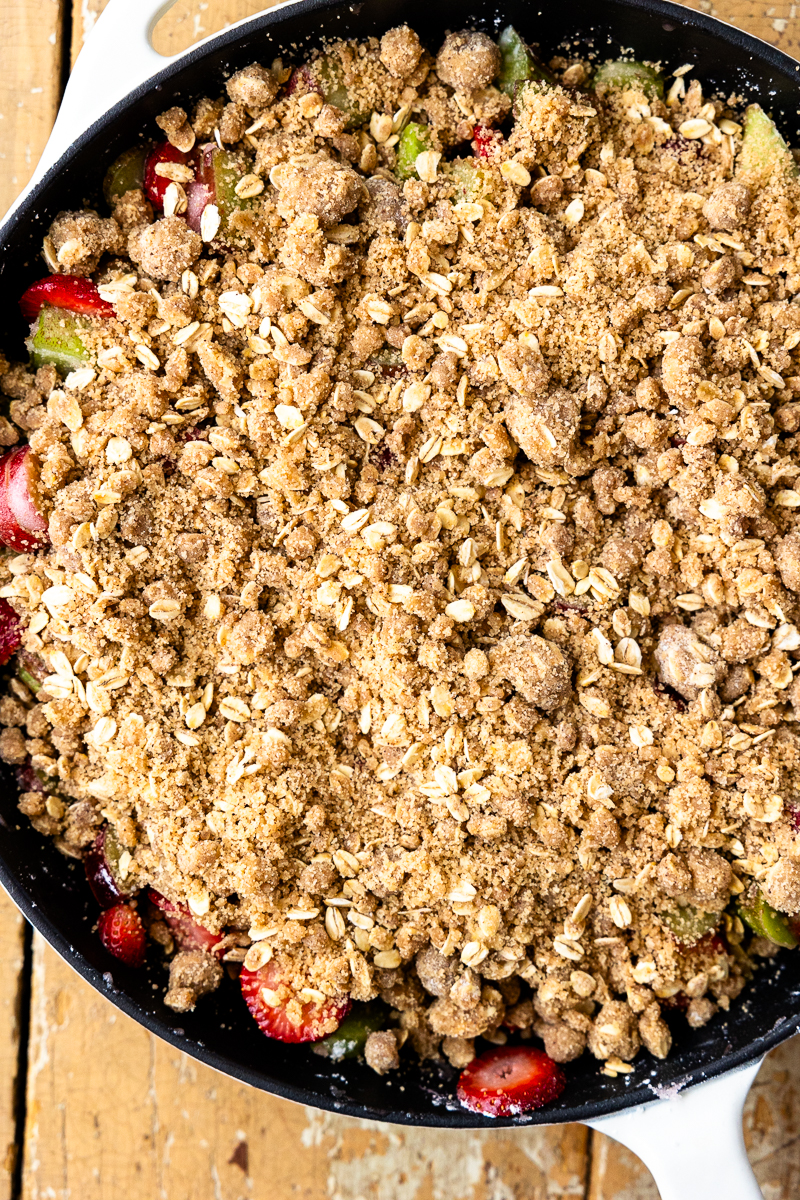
left=4, top=26, right=800, bottom=1076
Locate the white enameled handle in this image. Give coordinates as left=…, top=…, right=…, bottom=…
left=585, top=1059, right=764, bottom=1200
left=31, top=0, right=182, bottom=189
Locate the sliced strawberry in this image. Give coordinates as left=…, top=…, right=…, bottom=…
left=148, top=889, right=223, bottom=955
left=457, top=1046, right=566, bottom=1117
left=472, top=125, right=504, bottom=158
left=0, top=599, right=22, bottom=666
left=19, top=276, right=114, bottom=323
left=0, top=446, right=49, bottom=553
left=98, top=903, right=146, bottom=967
left=241, top=958, right=351, bottom=1043
left=144, top=141, right=189, bottom=209
left=85, top=827, right=133, bottom=909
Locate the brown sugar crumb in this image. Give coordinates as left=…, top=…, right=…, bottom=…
left=155, top=106, right=196, bottom=153
left=164, top=950, right=225, bottom=1012
left=364, top=1030, right=400, bottom=1074
left=8, top=26, right=800, bottom=1085
left=436, top=31, right=500, bottom=93
left=380, top=26, right=423, bottom=78
left=128, top=216, right=202, bottom=281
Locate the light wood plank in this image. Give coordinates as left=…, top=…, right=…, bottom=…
left=0, top=891, right=27, bottom=1200
left=23, top=938, right=589, bottom=1200
left=0, top=0, right=65, bottom=217
left=71, top=0, right=279, bottom=66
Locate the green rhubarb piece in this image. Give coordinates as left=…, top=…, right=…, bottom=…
left=498, top=25, right=553, bottom=98
left=662, top=904, right=719, bottom=945
left=27, top=305, right=92, bottom=375
left=448, top=158, right=491, bottom=203
left=103, top=145, right=147, bottom=204
left=317, top=57, right=368, bottom=130
left=739, top=889, right=797, bottom=948
left=593, top=60, right=664, bottom=100
left=395, top=122, right=432, bottom=180
left=314, top=1003, right=388, bottom=1061
left=209, top=147, right=254, bottom=230
left=736, top=103, right=798, bottom=186
left=16, top=668, right=41, bottom=695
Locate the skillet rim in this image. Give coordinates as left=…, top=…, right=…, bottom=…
left=2, top=0, right=800, bottom=1128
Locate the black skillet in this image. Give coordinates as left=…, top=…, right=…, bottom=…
left=0, top=0, right=799, bottom=1143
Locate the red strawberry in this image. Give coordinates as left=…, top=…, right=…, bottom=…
left=148, top=889, right=223, bottom=955
left=457, top=1046, right=566, bottom=1117
left=19, top=275, right=114, bottom=323
left=98, top=903, right=146, bottom=967
left=144, top=141, right=189, bottom=208
left=472, top=125, right=504, bottom=158
left=0, top=446, right=49, bottom=552
left=0, top=599, right=22, bottom=666
left=240, top=958, right=351, bottom=1043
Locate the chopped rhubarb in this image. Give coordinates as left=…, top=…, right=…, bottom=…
left=148, top=889, right=223, bottom=955
left=285, top=58, right=365, bottom=128
left=185, top=143, right=253, bottom=236
left=0, top=599, right=22, bottom=666
left=395, top=122, right=432, bottom=180
left=20, top=276, right=114, bottom=323
left=28, top=307, right=92, bottom=375
left=103, top=145, right=148, bottom=204
left=0, top=446, right=49, bottom=553
left=284, top=64, right=317, bottom=97
left=98, top=903, right=146, bottom=967
left=85, top=827, right=133, bottom=908
left=457, top=1046, right=566, bottom=1117
left=144, top=141, right=189, bottom=209
left=241, top=958, right=351, bottom=1043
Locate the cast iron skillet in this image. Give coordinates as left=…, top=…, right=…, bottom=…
left=1, top=0, right=800, bottom=1129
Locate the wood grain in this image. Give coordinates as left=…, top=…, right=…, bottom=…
left=2, top=1, right=800, bottom=1197
left=0, top=0, right=65, bottom=217
left=23, top=937, right=590, bottom=1200
left=0, top=892, right=26, bottom=1200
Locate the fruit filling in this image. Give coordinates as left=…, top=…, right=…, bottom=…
left=2, top=24, right=800, bottom=1112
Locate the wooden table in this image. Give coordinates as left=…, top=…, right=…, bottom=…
left=2, top=2, right=800, bottom=1195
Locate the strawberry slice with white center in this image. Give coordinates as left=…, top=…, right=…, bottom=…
left=98, top=903, right=147, bottom=967
left=19, top=275, right=114, bottom=323
left=0, top=446, right=49, bottom=552
left=148, top=889, right=223, bottom=956
left=240, top=958, right=351, bottom=1043
left=457, top=1046, right=566, bottom=1117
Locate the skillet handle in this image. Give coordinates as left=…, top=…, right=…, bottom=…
left=30, top=0, right=181, bottom=190
left=585, top=1059, right=764, bottom=1199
